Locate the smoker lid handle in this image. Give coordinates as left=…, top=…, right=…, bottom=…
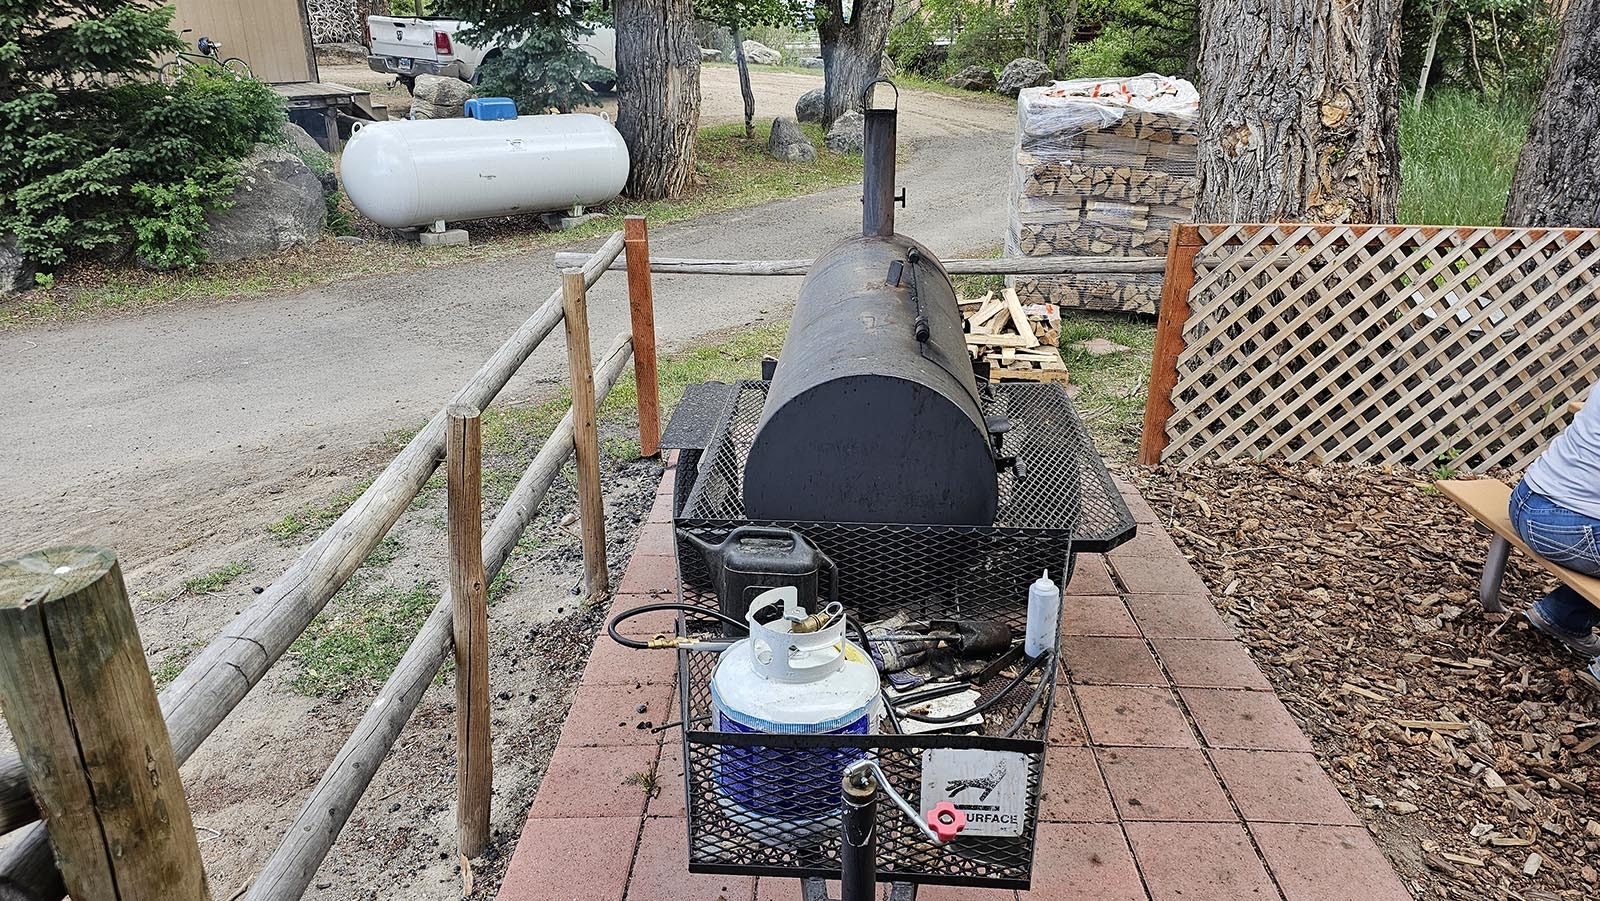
left=861, top=77, right=899, bottom=110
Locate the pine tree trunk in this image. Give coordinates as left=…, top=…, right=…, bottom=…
left=816, top=0, right=894, bottom=129
left=1196, top=0, right=1402, bottom=223
left=615, top=0, right=702, bottom=200
left=733, top=24, right=756, bottom=138
left=1505, top=0, right=1600, bottom=226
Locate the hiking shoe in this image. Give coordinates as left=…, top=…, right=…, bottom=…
left=1581, top=659, right=1600, bottom=694
left=1525, top=599, right=1600, bottom=657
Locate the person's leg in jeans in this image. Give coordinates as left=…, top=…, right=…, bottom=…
left=1509, top=480, right=1600, bottom=655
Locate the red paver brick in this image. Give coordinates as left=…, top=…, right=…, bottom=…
left=583, top=629, right=678, bottom=686
left=1249, top=823, right=1410, bottom=901
left=1061, top=594, right=1139, bottom=638
left=1109, top=557, right=1209, bottom=597
left=646, top=488, right=674, bottom=523
left=1113, top=478, right=1162, bottom=525
left=633, top=518, right=678, bottom=558
left=916, top=886, right=1018, bottom=900
left=647, top=733, right=687, bottom=819
left=1074, top=685, right=1197, bottom=748
left=626, top=816, right=755, bottom=901
left=1017, top=823, right=1145, bottom=901
left=617, top=553, right=680, bottom=597
left=530, top=743, right=662, bottom=820
left=1066, top=556, right=1119, bottom=596
left=1105, top=528, right=1187, bottom=563
left=1049, top=686, right=1090, bottom=746
left=606, top=594, right=679, bottom=638
left=559, top=680, right=677, bottom=747
left=496, top=815, right=637, bottom=901
left=1122, top=594, right=1236, bottom=640
left=1096, top=747, right=1234, bottom=822
left=1210, top=750, right=1360, bottom=826
left=1150, top=638, right=1271, bottom=690
left=1180, top=688, right=1314, bottom=753
left=1124, top=822, right=1275, bottom=901
left=1060, top=636, right=1165, bottom=686
left=1040, top=746, right=1116, bottom=823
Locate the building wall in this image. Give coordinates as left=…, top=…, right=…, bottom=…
left=172, top=0, right=316, bottom=83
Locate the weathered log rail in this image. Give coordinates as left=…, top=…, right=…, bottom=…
left=0, top=221, right=661, bottom=901
left=551, top=251, right=1167, bottom=276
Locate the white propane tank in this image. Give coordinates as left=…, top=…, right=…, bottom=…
left=710, top=587, right=879, bottom=842
left=340, top=114, right=629, bottom=229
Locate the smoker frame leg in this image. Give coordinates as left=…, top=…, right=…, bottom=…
left=1480, top=535, right=1511, bottom=614
left=801, top=877, right=831, bottom=901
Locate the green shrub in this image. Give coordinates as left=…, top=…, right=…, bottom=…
left=1399, top=88, right=1531, bottom=226
left=2, top=54, right=285, bottom=270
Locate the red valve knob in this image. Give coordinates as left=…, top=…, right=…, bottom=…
left=927, top=802, right=966, bottom=843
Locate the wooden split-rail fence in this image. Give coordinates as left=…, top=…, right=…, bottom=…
left=0, top=217, right=663, bottom=901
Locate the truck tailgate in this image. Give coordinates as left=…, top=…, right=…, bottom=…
left=368, top=16, right=445, bottom=62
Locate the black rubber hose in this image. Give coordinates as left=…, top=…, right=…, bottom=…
left=1003, top=649, right=1055, bottom=738
left=606, top=602, right=747, bottom=650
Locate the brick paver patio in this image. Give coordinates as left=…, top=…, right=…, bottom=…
left=496, top=462, right=1410, bottom=901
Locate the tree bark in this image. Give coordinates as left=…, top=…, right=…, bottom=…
left=1196, top=0, right=1402, bottom=224
left=732, top=24, right=756, bottom=138
left=816, top=0, right=894, bottom=129
left=1505, top=0, right=1600, bottom=226
left=615, top=0, right=702, bottom=199
left=1055, top=0, right=1079, bottom=75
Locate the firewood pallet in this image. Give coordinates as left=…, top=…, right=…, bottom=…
left=959, top=289, right=1071, bottom=384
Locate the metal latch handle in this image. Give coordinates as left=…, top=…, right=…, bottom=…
left=842, top=759, right=963, bottom=845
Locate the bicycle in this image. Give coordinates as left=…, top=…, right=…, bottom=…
left=159, top=29, right=252, bottom=83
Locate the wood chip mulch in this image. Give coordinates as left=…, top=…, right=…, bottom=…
left=1128, top=461, right=1600, bottom=901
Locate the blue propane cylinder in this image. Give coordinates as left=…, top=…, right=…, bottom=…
left=710, top=587, right=880, bottom=837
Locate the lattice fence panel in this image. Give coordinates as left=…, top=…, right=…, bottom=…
left=1158, top=224, right=1600, bottom=473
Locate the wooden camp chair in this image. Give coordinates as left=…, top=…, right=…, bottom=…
left=1436, top=479, right=1600, bottom=614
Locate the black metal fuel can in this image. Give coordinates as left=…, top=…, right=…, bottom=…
left=676, top=526, right=838, bottom=633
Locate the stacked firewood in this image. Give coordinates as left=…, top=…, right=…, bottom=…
left=1006, top=77, right=1200, bottom=315
left=959, top=289, right=1069, bottom=383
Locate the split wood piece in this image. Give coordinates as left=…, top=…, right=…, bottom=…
left=446, top=405, right=491, bottom=859
left=0, top=547, right=210, bottom=901
left=244, top=334, right=636, bottom=901
left=992, top=369, right=1072, bottom=384
left=1004, top=289, right=1039, bottom=348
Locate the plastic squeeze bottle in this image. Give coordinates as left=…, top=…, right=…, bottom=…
left=1024, top=570, right=1060, bottom=659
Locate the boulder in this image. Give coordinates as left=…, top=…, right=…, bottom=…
left=795, top=87, right=825, bottom=124
left=798, top=56, right=824, bottom=69
left=824, top=109, right=865, bottom=154
left=945, top=65, right=996, bottom=92
left=766, top=116, right=816, bottom=163
left=700, top=47, right=723, bottom=62
left=997, top=58, right=1052, bottom=96
left=283, top=123, right=337, bottom=193
left=201, top=143, right=326, bottom=264
left=1, top=236, right=35, bottom=295
left=742, top=39, right=782, bottom=66
left=410, top=73, right=472, bottom=119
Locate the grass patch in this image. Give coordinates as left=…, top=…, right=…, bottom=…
left=267, top=476, right=377, bottom=541
left=2, top=123, right=862, bottom=331
left=182, top=560, right=252, bottom=595
left=1399, top=89, right=1531, bottom=226
left=289, top=581, right=440, bottom=696
left=1052, top=313, right=1157, bottom=459
left=148, top=640, right=202, bottom=689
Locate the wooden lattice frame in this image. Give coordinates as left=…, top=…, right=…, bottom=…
left=1138, top=223, right=1600, bottom=473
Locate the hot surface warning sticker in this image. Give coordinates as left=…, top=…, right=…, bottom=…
left=918, top=748, right=1030, bottom=838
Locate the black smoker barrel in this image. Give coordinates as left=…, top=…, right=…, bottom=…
left=741, top=84, right=999, bottom=526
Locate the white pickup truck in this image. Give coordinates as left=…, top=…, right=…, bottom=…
left=365, top=16, right=617, bottom=90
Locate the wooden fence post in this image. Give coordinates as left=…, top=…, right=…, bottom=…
left=623, top=216, right=662, bottom=458
left=1138, top=224, right=1203, bottom=466
left=446, top=405, right=491, bottom=860
left=0, top=547, right=210, bottom=901
left=562, top=270, right=610, bottom=599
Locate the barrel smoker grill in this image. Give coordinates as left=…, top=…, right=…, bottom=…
left=660, top=83, right=1136, bottom=891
